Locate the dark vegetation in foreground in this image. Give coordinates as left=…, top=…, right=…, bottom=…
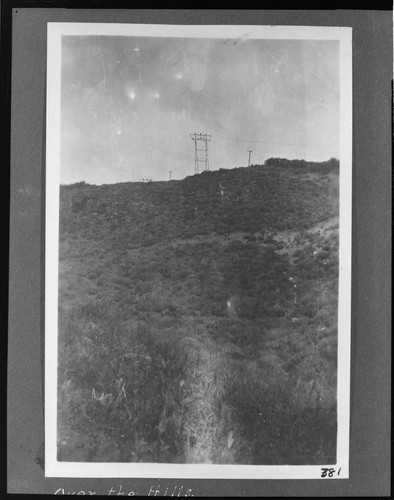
left=58, top=158, right=339, bottom=464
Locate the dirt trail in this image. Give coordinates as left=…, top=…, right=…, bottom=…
left=182, top=341, right=240, bottom=464
left=273, top=216, right=339, bottom=243
left=273, top=216, right=339, bottom=260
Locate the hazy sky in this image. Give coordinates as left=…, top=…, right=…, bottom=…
left=61, top=35, right=339, bottom=184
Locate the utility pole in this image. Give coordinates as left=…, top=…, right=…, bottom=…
left=190, top=133, right=212, bottom=174
left=247, top=150, right=253, bottom=167
left=168, top=170, right=172, bottom=180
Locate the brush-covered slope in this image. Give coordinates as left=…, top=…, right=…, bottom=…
left=60, top=159, right=339, bottom=248
left=58, top=159, right=339, bottom=465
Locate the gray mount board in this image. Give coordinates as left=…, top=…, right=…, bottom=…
left=7, top=7, right=392, bottom=496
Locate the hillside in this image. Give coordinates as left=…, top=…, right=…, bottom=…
left=60, top=158, right=338, bottom=246
left=57, top=159, right=339, bottom=465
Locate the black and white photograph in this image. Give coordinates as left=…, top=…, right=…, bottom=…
left=45, top=23, right=352, bottom=478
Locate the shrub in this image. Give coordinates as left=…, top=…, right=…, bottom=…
left=58, top=303, right=204, bottom=462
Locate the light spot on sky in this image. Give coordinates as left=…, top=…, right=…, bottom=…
left=60, top=36, right=340, bottom=185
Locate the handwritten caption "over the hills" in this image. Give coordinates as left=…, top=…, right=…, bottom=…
left=54, top=483, right=194, bottom=496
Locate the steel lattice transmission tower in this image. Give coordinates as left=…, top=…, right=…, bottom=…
left=190, top=133, right=212, bottom=174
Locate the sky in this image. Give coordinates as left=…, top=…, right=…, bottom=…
left=60, top=35, right=340, bottom=185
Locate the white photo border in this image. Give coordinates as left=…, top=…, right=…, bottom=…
left=45, top=23, right=352, bottom=479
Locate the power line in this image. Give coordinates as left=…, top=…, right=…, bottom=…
left=213, top=134, right=334, bottom=149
